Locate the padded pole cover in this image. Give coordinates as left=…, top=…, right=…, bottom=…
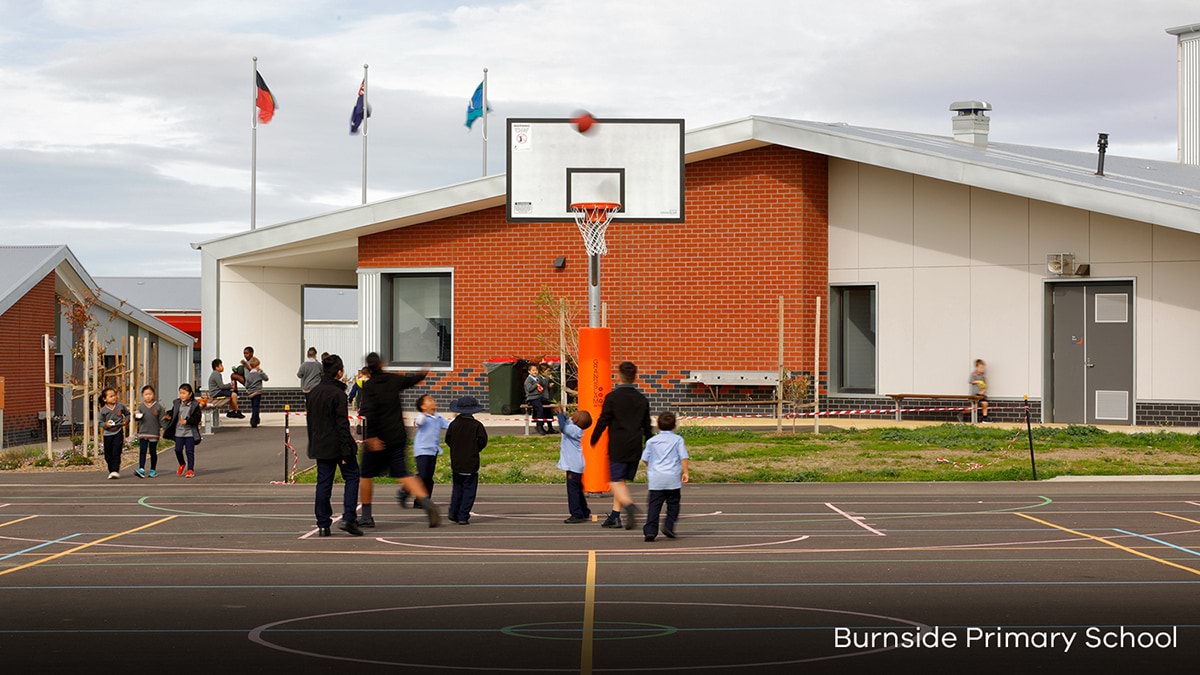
left=578, top=327, right=612, bottom=493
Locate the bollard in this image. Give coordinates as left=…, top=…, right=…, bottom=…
left=1024, top=395, right=1037, bottom=481
left=283, top=405, right=291, bottom=484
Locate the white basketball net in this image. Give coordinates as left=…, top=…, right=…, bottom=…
left=570, top=203, right=619, bottom=256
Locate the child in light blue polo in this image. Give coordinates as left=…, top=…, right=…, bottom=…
left=413, top=395, right=450, bottom=499
left=556, top=409, right=593, bottom=524
left=640, top=411, right=689, bottom=542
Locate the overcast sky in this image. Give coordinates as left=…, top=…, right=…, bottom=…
left=0, top=0, right=1194, bottom=276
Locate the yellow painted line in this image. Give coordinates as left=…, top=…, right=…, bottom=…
left=0, top=515, right=37, bottom=529
left=581, top=549, right=596, bottom=675
left=0, top=516, right=177, bottom=578
left=1016, top=513, right=1200, bottom=577
left=1157, top=512, right=1200, bottom=526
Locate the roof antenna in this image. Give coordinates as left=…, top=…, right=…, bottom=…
left=1095, top=133, right=1109, bottom=176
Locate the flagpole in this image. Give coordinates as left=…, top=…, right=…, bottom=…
left=361, top=63, right=369, bottom=205
left=251, top=56, right=258, bottom=230
left=481, top=67, right=488, bottom=177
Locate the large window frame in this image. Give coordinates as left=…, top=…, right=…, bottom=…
left=378, top=268, right=454, bottom=370
left=829, top=283, right=878, bottom=395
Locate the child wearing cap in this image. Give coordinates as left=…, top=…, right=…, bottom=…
left=445, top=396, right=488, bottom=525
left=556, top=408, right=593, bottom=524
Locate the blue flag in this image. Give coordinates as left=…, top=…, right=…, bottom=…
left=350, top=80, right=371, bottom=134
left=465, top=81, right=492, bottom=129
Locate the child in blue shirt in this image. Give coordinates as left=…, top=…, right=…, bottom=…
left=555, top=409, right=593, bottom=524
left=640, top=411, right=689, bottom=542
left=413, top=395, right=450, bottom=499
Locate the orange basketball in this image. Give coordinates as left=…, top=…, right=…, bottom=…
left=571, top=110, right=596, bottom=134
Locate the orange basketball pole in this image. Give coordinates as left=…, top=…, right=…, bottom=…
left=579, top=327, right=612, bottom=493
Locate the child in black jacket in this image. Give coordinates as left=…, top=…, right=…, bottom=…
left=445, top=396, right=488, bottom=525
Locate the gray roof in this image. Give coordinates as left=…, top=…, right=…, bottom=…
left=303, top=287, right=357, bottom=321
left=0, top=246, right=194, bottom=347
left=195, top=115, right=1200, bottom=261
left=94, top=276, right=200, bottom=312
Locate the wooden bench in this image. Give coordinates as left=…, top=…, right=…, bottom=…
left=520, top=402, right=561, bottom=436
left=885, top=394, right=984, bottom=423
left=202, top=396, right=231, bottom=433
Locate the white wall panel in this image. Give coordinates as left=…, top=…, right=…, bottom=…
left=1151, top=262, right=1200, bottom=400
left=869, top=268, right=914, bottom=393
left=1091, top=213, right=1151, bottom=263
left=969, top=265, right=1029, bottom=397
left=970, top=188, right=1028, bottom=266
left=828, top=158, right=859, bottom=270
left=1030, top=201, right=1089, bottom=265
left=914, top=176, right=970, bottom=267
left=858, top=166, right=913, bottom=269
left=913, top=267, right=970, bottom=392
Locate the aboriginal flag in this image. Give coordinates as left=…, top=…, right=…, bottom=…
left=256, top=71, right=276, bottom=124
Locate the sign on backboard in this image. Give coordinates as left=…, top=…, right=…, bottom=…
left=506, top=118, right=685, bottom=223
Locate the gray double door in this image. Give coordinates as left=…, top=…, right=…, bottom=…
left=1049, top=282, right=1134, bottom=424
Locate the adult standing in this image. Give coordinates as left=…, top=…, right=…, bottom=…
left=589, top=361, right=653, bottom=530
left=359, top=352, right=440, bottom=528
left=309, top=354, right=362, bottom=537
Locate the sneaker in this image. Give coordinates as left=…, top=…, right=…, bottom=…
left=338, top=520, right=364, bottom=537
left=177, top=464, right=185, bottom=476
left=416, top=497, right=441, bottom=528
left=185, top=470, right=195, bottom=478
left=135, top=468, right=146, bottom=479
left=317, top=527, right=331, bottom=537
left=456, top=519, right=470, bottom=525
left=357, top=515, right=376, bottom=528
left=980, top=417, right=993, bottom=424
left=226, top=411, right=238, bottom=419
left=564, top=517, right=587, bottom=524
left=622, top=504, right=640, bottom=530
left=107, top=471, right=119, bottom=480
left=235, top=411, right=246, bottom=419
left=148, top=469, right=157, bottom=478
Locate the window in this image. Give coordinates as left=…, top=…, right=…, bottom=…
left=381, top=272, right=452, bottom=367
left=829, top=285, right=876, bottom=394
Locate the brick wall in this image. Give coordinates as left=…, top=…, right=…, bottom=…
left=359, top=145, right=829, bottom=411
left=0, top=272, right=56, bottom=445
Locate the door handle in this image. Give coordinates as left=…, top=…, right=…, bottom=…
left=1085, top=358, right=1095, bottom=369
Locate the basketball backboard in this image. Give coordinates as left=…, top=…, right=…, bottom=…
left=506, top=118, right=684, bottom=223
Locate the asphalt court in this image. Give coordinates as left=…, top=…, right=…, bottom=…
left=1, top=481, right=1199, bottom=673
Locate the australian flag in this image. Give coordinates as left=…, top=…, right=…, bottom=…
left=350, top=80, right=371, bottom=134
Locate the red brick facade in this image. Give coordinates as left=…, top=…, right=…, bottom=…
left=358, top=145, right=828, bottom=407
left=0, top=272, right=56, bottom=444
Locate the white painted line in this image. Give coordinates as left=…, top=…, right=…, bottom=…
left=299, top=516, right=340, bottom=540
left=825, top=503, right=886, bottom=537
left=0, top=504, right=9, bottom=509
left=1188, top=501, right=1200, bottom=508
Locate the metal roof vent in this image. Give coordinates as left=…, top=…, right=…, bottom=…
left=950, top=100, right=992, bottom=147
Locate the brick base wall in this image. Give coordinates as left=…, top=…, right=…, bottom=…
left=0, top=271, right=57, bottom=447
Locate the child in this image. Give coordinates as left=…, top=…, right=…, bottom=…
left=640, top=411, right=689, bottom=542
left=98, top=387, right=129, bottom=479
left=969, top=359, right=991, bottom=423
left=524, top=363, right=554, bottom=434
left=412, top=394, right=451, bottom=500
left=556, top=408, right=593, bottom=524
left=208, top=359, right=243, bottom=419
left=134, top=385, right=166, bottom=478
left=244, top=357, right=269, bottom=428
left=347, top=367, right=370, bottom=409
left=445, top=396, right=488, bottom=525
left=164, top=383, right=203, bottom=478
left=297, top=347, right=321, bottom=403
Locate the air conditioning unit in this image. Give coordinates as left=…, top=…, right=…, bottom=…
left=1047, top=253, right=1075, bottom=276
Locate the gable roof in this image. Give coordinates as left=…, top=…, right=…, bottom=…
left=0, top=246, right=195, bottom=347
left=194, top=115, right=1200, bottom=262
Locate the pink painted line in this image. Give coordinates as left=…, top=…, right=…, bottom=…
left=825, top=503, right=886, bottom=536
left=0, top=504, right=9, bottom=509
left=1188, top=502, right=1200, bottom=508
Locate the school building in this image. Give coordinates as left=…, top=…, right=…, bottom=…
left=194, top=26, right=1200, bottom=426
left=0, top=246, right=196, bottom=446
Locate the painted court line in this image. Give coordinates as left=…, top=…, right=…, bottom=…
left=0, top=534, right=82, bottom=562
left=581, top=550, right=596, bottom=675
left=0, top=515, right=36, bottom=529
left=1016, top=513, right=1200, bottom=578
left=825, top=503, right=885, bottom=536
left=1165, top=512, right=1200, bottom=525
left=0, top=516, right=177, bottom=578
left=299, top=516, right=341, bottom=540
left=1112, top=529, right=1200, bottom=558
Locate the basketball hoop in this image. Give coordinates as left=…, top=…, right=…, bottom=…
left=570, top=202, right=620, bottom=256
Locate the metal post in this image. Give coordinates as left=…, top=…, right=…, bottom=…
left=588, top=255, right=601, bottom=328
left=361, top=63, right=369, bottom=205
left=481, top=67, right=488, bottom=177
left=1025, top=395, right=1038, bottom=481
left=559, top=300, right=567, bottom=407
left=813, top=296, right=821, bottom=435
left=251, top=56, right=258, bottom=230
left=284, top=406, right=290, bottom=484
left=776, top=296, right=784, bottom=433
left=83, top=329, right=90, bottom=456
left=44, top=335, right=52, bottom=460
